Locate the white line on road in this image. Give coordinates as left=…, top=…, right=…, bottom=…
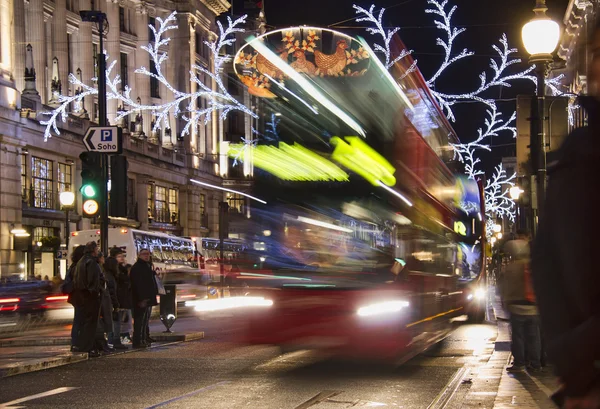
left=144, top=381, right=230, bottom=409
left=0, top=387, right=79, bottom=408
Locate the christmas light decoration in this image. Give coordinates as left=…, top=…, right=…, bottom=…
left=355, top=1, right=526, bottom=237
left=42, top=11, right=257, bottom=141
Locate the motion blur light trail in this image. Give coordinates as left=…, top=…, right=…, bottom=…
left=190, top=179, right=267, bottom=204
left=186, top=297, right=273, bottom=312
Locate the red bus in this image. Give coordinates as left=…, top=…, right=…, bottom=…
left=224, top=27, right=483, bottom=362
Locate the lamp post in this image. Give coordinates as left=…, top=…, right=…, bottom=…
left=60, top=191, right=75, bottom=267
left=510, top=186, right=524, bottom=233
left=521, top=0, right=560, bottom=237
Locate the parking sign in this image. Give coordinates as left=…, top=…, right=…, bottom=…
left=83, top=126, right=122, bottom=153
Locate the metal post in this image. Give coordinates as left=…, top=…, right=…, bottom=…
left=65, top=208, right=70, bottom=269
left=97, top=16, right=109, bottom=254
left=529, top=62, right=547, bottom=239
left=535, top=64, right=546, bottom=223
left=218, top=201, right=229, bottom=297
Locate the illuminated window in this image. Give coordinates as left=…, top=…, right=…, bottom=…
left=32, top=157, right=54, bottom=209
left=169, top=188, right=178, bottom=223
left=227, top=193, right=244, bottom=214
left=147, top=184, right=153, bottom=221
left=154, top=186, right=168, bottom=222
left=200, top=194, right=206, bottom=215
left=34, top=227, right=57, bottom=242
left=21, top=154, right=27, bottom=200
left=58, top=163, right=72, bottom=194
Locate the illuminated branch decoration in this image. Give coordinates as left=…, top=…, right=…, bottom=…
left=484, top=164, right=516, bottom=237
left=353, top=4, right=417, bottom=75
left=42, top=11, right=256, bottom=141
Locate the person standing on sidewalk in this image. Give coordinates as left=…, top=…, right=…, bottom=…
left=104, top=247, right=128, bottom=350
left=130, top=249, right=158, bottom=348
left=62, top=245, right=85, bottom=351
left=532, top=22, right=600, bottom=408
left=501, top=234, right=541, bottom=373
left=119, top=263, right=133, bottom=344
left=73, top=241, right=102, bottom=357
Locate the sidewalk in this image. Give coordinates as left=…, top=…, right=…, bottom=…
left=0, top=316, right=205, bottom=378
left=490, top=287, right=558, bottom=408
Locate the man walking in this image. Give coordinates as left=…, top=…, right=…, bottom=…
left=501, top=234, right=541, bottom=373
left=130, top=249, right=157, bottom=348
left=73, top=241, right=102, bottom=357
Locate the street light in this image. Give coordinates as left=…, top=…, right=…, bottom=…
left=60, top=191, right=75, bottom=267
left=493, top=224, right=502, bottom=233
left=521, top=0, right=560, bottom=236
left=509, top=186, right=524, bottom=200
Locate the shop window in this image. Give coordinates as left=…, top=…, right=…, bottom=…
left=31, top=157, right=54, bottom=209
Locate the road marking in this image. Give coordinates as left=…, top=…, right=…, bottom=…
left=427, top=367, right=468, bottom=409
left=0, top=387, right=79, bottom=408
left=294, top=391, right=342, bottom=409
left=144, top=381, right=230, bottom=409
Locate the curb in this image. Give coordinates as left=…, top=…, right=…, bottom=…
left=0, top=352, right=88, bottom=378
left=0, top=337, right=72, bottom=347
left=0, top=331, right=205, bottom=378
left=0, top=331, right=205, bottom=347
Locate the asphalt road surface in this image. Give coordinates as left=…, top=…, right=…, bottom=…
left=0, top=317, right=498, bottom=408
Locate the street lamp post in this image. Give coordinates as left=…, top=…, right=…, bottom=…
left=522, top=0, right=560, bottom=237
left=60, top=191, right=76, bottom=268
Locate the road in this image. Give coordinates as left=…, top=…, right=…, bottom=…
left=0, top=317, right=497, bottom=408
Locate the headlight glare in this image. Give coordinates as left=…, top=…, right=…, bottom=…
left=357, top=300, right=409, bottom=317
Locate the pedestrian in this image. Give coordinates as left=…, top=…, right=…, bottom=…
left=531, top=20, right=600, bottom=408
left=72, top=241, right=102, bottom=357
left=94, top=251, right=116, bottom=353
left=61, top=245, right=85, bottom=351
left=501, top=233, right=541, bottom=373
left=119, top=263, right=133, bottom=344
left=130, top=249, right=158, bottom=348
left=104, top=247, right=128, bottom=350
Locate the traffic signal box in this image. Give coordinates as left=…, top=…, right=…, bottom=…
left=80, top=152, right=129, bottom=218
left=80, top=151, right=102, bottom=217
left=110, top=155, right=128, bottom=218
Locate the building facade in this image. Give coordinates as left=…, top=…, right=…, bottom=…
left=0, top=0, right=262, bottom=278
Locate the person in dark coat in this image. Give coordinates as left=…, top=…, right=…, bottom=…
left=130, top=249, right=158, bottom=348
left=72, top=241, right=102, bottom=357
left=119, top=263, right=133, bottom=343
left=62, top=245, right=85, bottom=351
left=105, top=247, right=128, bottom=349
left=94, top=252, right=116, bottom=353
left=532, top=26, right=600, bottom=407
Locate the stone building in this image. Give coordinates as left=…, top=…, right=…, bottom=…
left=0, top=0, right=263, bottom=278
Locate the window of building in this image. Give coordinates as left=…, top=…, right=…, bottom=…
left=34, top=227, right=57, bottom=242
left=21, top=154, right=27, bottom=199
left=148, top=17, right=156, bottom=42
left=227, top=193, right=244, bottom=214
left=119, top=7, right=126, bottom=32
left=92, top=43, right=98, bottom=79
left=147, top=184, right=153, bottom=221
left=150, top=60, right=160, bottom=98
left=200, top=193, right=206, bottom=215
left=58, top=163, right=72, bottom=194
left=169, top=188, right=178, bottom=222
left=155, top=186, right=168, bottom=222
left=195, top=32, right=202, bottom=55
left=127, top=178, right=135, bottom=219
left=31, top=157, right=54, bottom=209
left=120, top=52, right=128, bottom=90
left=90, top=0, right=95, bottom=10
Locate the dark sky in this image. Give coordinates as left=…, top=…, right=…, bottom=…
left=246, top=0, right=569, bottom=174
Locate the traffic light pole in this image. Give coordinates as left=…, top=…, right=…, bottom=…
left=97, top=16, right=109, bottom=254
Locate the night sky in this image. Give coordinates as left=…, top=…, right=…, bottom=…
left=236, top=0, right=569, bottom=174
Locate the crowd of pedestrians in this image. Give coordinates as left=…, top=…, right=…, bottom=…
left=62, top=242, right=159, bottom=357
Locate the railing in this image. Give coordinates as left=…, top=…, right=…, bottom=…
left=150, top=208, right=179, bottom=224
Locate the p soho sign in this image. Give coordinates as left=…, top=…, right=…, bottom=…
left=83, top=126, right=123, bottom=154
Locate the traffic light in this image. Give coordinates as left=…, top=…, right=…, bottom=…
left=109, top=155, right=129, bottom=218
left=80, top=151, right=103, bottom=217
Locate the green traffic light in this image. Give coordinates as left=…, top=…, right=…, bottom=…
left=81, top=184, right=96, bottom=198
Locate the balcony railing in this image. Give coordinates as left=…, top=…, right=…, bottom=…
left=150, top=208, right=179, bottom=224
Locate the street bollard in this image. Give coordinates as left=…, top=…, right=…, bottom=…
left=160, top=284, right=177, bottom=333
